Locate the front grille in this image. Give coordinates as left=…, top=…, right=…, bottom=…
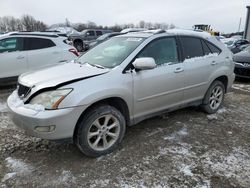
left=17, top=83, right=31, bottom=98
left=235, top=61, right=250, bottom=67
left=234, top=67, right=250, bottom=77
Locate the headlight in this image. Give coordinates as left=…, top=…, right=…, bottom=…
left=29, top=89, right=72, bottom=110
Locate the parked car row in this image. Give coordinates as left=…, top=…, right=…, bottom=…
left=0, top=32, right=79, bottom=85
left=233, top=45, right=250, bottom=79
left=221, top=37, right=249, bottom=54
left=68, top=29, right=113, bottom=52
left=7, top=29, right=235, bottom=157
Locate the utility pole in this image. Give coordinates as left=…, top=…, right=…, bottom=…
left=238, top=17, right=242, bottom=33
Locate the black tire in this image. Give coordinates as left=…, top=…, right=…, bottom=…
left=74, top=41, right=84, bottom=52
left=75, top=105, right=126, bottom=157
left=201, top=80, right=225, bottom=114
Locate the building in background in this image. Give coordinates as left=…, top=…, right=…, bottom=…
left=244, top=6, right=250, bottom=40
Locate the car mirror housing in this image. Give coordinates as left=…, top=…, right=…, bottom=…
left=132, top=57, right=157, bottom=70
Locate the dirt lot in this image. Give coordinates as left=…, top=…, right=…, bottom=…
left=0, top=82, right=250, bottom=188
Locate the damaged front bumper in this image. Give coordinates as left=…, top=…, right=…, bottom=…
left=7, top=92, right=85, bottom=140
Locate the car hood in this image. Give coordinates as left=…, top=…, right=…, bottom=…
left=233, top=51, right=250, bottom=63
left=19, top=62, right=109, bottom=89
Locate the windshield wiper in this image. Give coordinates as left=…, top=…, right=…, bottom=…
left=88, top=63, right=106, bottom=69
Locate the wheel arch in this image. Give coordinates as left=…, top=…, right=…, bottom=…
left=73, top=38, right=83, bottom=45
left=213, top=75, right=228, bottom=93
left=73, top=97, right=130, bottom=142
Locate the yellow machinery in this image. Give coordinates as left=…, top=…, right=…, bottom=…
left=193, top=24, right=220, bottom=36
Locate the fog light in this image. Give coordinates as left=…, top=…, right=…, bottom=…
left=35, top=125, right=56, bottom=132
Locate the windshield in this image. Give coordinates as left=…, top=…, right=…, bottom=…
left=78, top=36, right=144, bottom=68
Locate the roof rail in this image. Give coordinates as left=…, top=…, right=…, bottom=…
left=141, top=29, right=166, bottom=34
left=9, top=32, right=59, bottom=38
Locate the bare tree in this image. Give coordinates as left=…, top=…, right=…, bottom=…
left=139, top=20, right=145, bottom=28
left=21, top=15, right=47, bottom=31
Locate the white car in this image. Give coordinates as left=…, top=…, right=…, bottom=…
left=0, top=32, right=79, bottom=85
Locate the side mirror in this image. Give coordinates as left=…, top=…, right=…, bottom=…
left=132, top=57, right=157, bottom=71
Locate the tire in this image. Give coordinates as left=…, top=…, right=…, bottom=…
left=75, top=105, right=126, bottom=157
left=201, top=80, right=225, bottom=114
left=74, top=41, right=84, bottom=52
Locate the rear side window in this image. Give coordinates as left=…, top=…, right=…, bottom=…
left=205, top=41, right=221, bottom=54
left=96, top=31, right=102, bottom=36
left=24, top=37, right=55, bottom=50
left=201, top=40, right=212, bottom=55
left=137, top=37, right=179, bottom=65
left=180, top=37, right=203, bottom=59
left=0, top=37, right=23, bottom=53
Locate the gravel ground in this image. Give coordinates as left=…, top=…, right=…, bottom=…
left=0, top=81, right=250, bottom=188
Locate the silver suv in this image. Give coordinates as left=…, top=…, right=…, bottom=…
left=7, top=29, right=235, bottom=157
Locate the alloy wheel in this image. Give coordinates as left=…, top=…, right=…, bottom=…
left=209, top=86, right=223, bottom=110
left=87, top=114, right=120, bottom=151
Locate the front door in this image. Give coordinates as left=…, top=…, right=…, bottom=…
left=132, top=37, right=185, bottom=119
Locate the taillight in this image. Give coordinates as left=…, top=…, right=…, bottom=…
left=69, top=48, right=80, bottom=56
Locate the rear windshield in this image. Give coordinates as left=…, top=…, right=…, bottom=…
left=78, top=37, right=145, bottom=68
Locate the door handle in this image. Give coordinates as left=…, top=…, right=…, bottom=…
left=52, top=51, right=60, bottom=54
left=16, top=56, right=25, bottom=60
left=211, top=61, right=217, bottom=65
left=174, top=67, right=184, bottom=73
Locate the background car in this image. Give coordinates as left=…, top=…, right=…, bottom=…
left=68, top=29, right=112, bottom=52
left=89, top=32, right=123, bottom=48
left=0, top=32, right=79, bottom=85
left=233, top=45, right=250, bottom=79
left=221, top=38, right=249, bottom=54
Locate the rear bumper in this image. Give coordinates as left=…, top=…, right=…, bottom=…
left=227, top=72, right=235, bottom=92
left=7, top=94, right=85, bottom=140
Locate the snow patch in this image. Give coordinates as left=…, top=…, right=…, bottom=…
left=184, top=53, right=218, bottom=63
left=45, top=170, right=76, bottom=187
left=178, top=127, right=188, bottom=136
left=8, top=90, right=45, bottom=112
left=232, top=84, right=250, bottom=93
left=2, top=157, right=33, bottom=182
left=198, top=180, right=211, bottom=188
left=1, top=172, right=16, bottom=182
left=207, top=108, right=227, bottom=120
left=0, top=101, right=8, bottom=112
left=217, top=107, right=227, bottom=114
left=180, top=165, right=193, bottom=176
left=207, top=114, right=217, bottom=120
left=163, top=126, right=188, bottom=141
left=159, top=146, right=191, bottom=156
left=90, top=179, right=110, bottom=188
left=202, top=147, right=250, bottom=186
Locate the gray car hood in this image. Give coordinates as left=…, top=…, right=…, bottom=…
left=19, top=62, right=109, bottom=89
left=233, top=51, right=250, bottom=63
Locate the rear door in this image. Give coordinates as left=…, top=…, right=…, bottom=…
left=132, top=37, right=185, bottom=119
left=180, top=36, right=218, bottom=103
left=24, top=37, right=61, bottom=71
left=0, top=37, right=27, bottom=78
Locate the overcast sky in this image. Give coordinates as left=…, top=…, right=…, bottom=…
left=0, top=0, right=249, bottom=33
